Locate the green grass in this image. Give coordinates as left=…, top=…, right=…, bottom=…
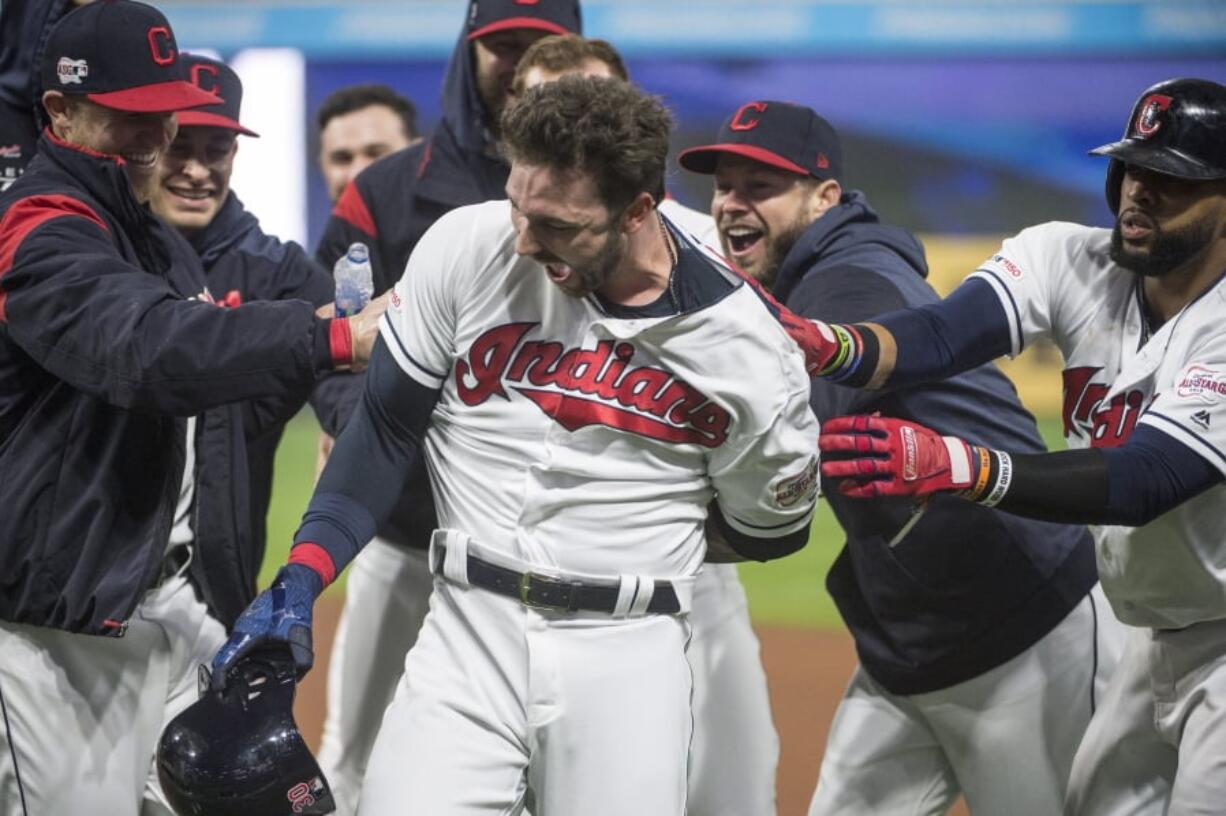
left=262, top=413, right=1067, bottom=626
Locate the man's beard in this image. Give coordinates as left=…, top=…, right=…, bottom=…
left=477, top=72, right=509, bottom=131
left=1110, top=215, right=1216, bottom=278
left=757, top=216, right=810, bottom=292
left=551, top=233, right=624, bottom=299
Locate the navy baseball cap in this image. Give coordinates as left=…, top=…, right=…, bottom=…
left=40, top=0, right=216, bottom=114
left=466, top=0, right=582, bottom=41
left=679, top=101, right=842, bottom=181
left=177, top=55, right=259, bottom=137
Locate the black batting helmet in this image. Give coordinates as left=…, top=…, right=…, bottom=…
left=1090, top=78, right=1226, bottom=214
left=157, top=654, right=335, bottom=816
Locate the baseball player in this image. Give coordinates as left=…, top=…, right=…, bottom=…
left=508, top=34, right=783, bottom=816
left=149, top=54, right=371, bottom=569
left=680, top=100, right=1124, bottom=815
left=312, top=4, right=585, bottom=811
left=0, top=2, right=382, bottom=813
left=211, top=75, right=821, bottom=815
left=316, top=84, right=421, bottom=204
left=811, top=78, right=1226, bottom=815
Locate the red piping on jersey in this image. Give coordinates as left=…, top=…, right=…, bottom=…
left=333, top=181, right=377, bottom=238
left=44, top=127, right=126, bottom=166
left=0, top=194, right=110, bottom=321
left=289, top=542, right=337, bottom=586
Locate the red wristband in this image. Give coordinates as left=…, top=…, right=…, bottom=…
left=328, top=318, right=353, bottom=368
left=288, top=542, right=337, bottom=586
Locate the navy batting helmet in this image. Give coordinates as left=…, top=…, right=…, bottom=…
left=157, top=653, right=335, bottom=816
left=1090, top=78, right=1226, bottom=214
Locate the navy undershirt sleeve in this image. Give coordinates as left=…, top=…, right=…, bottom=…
left=875, top=278, right=1013, bottom=388
left=994, top=425, right=1220, bottom=525
left=709, top=504, right=810, bottom=562
left=294, top=338, right=441, bottom=573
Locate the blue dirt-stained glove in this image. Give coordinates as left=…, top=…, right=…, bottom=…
left=210, top=563, right=323, bottom=690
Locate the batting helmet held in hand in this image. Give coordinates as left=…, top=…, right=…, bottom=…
left=157, top=653, right=335, bottom=816
left=1090, top=77, right=1226, bottom=213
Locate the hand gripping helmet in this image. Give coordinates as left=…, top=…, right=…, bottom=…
left=157, top=654, right=335, bottom=816
left=1090, top=78, right=1226, bottom=214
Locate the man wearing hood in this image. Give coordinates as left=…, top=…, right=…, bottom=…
left=681, top=102, right=1123, bottom=815
left=0, top=0, right=94, bottom=191
left=311, top=3, right=582, bottom=811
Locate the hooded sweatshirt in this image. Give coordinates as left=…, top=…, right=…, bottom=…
left=777, top=191, right=1097, bottom=694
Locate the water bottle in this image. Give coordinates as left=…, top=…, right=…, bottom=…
left=334, top=242, right=374, bottom=317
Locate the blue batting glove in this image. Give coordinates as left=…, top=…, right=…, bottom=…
left=210, top=563, right=323, bottom=690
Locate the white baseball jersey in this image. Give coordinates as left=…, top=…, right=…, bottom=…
left=379, top=200, right=819, bottom=579
left=972, top=221, right=1226, bottom=629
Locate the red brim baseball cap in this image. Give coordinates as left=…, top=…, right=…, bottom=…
left=679, top=143, right=810, bottom=177
left=679, top=101, right=843, bottom=181
left=467, top=17, right=570, bottom=40
left=464, top=0, right=582, bottom=41
left=88, top=81, right=220, bottom=114
left=176, top=110, right=259, bottom=137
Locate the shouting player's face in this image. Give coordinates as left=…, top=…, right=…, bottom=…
left=507, top=161, right=627, bottom=298
left=1111, top=165, right=1226, bottom=278
left=151, top=126, right=237, bottom=235
left=710, top=154, right=836, bottom=288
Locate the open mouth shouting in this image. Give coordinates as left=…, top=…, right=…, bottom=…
left=720, top=223, right=766, bottom=270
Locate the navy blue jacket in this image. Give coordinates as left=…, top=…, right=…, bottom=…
left=192, top=192, right=336, bottom=563
left=0, top=0, right=71, bottom=191
left=312, top=19, right=509, bottom=548
left=777, top=192, right=1097, bottom=694
left=0, top=132, right=336, bottom=634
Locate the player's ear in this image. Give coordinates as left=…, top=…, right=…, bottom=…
left=805, top=178, right=842, bottom=222
left=42, top=91, right=72, bottom=132
left=619, top=191, right=655, bottom=235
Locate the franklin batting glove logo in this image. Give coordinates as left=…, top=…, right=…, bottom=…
left=56, top=57, right=89, bottom=85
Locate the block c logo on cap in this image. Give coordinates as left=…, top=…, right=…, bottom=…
left=1133, top=94, right=1172, bottom=139
left=147, top=26, right=175, bottom=66
left=729, top=102, right=768, bottom=131
left=56, top=57, right=89, bottom=85
left=190, top=63, right=222, bottom=97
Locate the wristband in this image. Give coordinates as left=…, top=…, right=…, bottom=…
left=328, top=318, right=354, bottom=368
left=982, top=451, right=1013, bottom=507
left=962, top=445, right=993, bottom=502
left=287, top=542, right=338, bottom=587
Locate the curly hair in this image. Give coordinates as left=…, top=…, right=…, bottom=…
left=511, top=34, right=629, bottom=98
left=500, top=75, right=671, bottom=210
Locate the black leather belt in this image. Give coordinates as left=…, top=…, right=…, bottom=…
left=434, top=544, right=680, bottom=615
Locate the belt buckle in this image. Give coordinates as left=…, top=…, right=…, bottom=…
left=518, top=571, right=570, bottom=610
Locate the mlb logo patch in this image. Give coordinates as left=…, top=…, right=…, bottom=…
left=56, top=56, right=88, bottom=85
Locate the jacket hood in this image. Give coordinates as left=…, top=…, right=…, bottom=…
left=772, top=189, right=928, bottom=304
left=440, top=16, right=499, bottom=160
left=0, top=0, right=74, bottom=124
left=190, top=192, right=258, bottom=266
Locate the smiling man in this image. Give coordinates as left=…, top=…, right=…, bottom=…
left=210, top=75, right=821, bottom=815
left=803, top=78, right=1226, bottom=815
left=316, top=84, right=419, bottom=204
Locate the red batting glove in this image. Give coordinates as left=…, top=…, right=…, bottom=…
left=819, top=415, right=981, bottom=499
left=728, top=268, right=844, bottom=376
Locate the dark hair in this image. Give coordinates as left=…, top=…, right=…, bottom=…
left=511, top=34, right=628, bottom=97
left=501, top=75, right=671, bottom=209
left=316, top=84, right=418, bottom=140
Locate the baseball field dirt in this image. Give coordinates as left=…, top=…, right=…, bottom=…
left=295, top=596, right=968, bottom=816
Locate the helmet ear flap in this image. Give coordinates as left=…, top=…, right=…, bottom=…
left=1105, top=158, right=1124, bottom=215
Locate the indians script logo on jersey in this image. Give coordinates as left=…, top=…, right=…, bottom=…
left=1177, top=365, right=1226, bottom=404
left=1062, top=366, right=1146, bottom=448
left=455, top=322, right=731, bottom=447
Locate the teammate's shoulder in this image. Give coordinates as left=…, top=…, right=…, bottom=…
left=1013, top=220, right=1110, bottom=251
left=353, top=141, right=429, bottom=197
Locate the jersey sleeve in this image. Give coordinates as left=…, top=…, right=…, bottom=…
left=707, top=366, right=820, bottom=557
left=378, top=206, right=473, bottom=390
left=1138, top=338, right=1226, bottom=479
left=967, top=222, right=1075, bottom=357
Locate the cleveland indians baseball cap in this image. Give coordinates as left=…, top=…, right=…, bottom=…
left=679, top=101, right=843, bottom=181
left=466, top=0, right=582, bottom=41
left=176, top=55, right=260, bottom=137
left=40, top=0, right=217, bottom=114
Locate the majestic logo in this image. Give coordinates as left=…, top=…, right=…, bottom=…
left=775, top=456, right=818, bottom=508
left=454, top=322, right=731, bottom=447
left=1133, top=94, right=1173, bottom=139
left=1192, top=409, right=1212, bottom=430
left=1177, top=365, right=1226, bottom=404
left=729, top=102, right=768, bottom=132
left=56, top=57, right=88, bottom=85
left=1062, top=366, right=1146, bottom=448
left=286, top=778, right=326, bottom=813
left=992, top=254, right=1024, bottom=279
